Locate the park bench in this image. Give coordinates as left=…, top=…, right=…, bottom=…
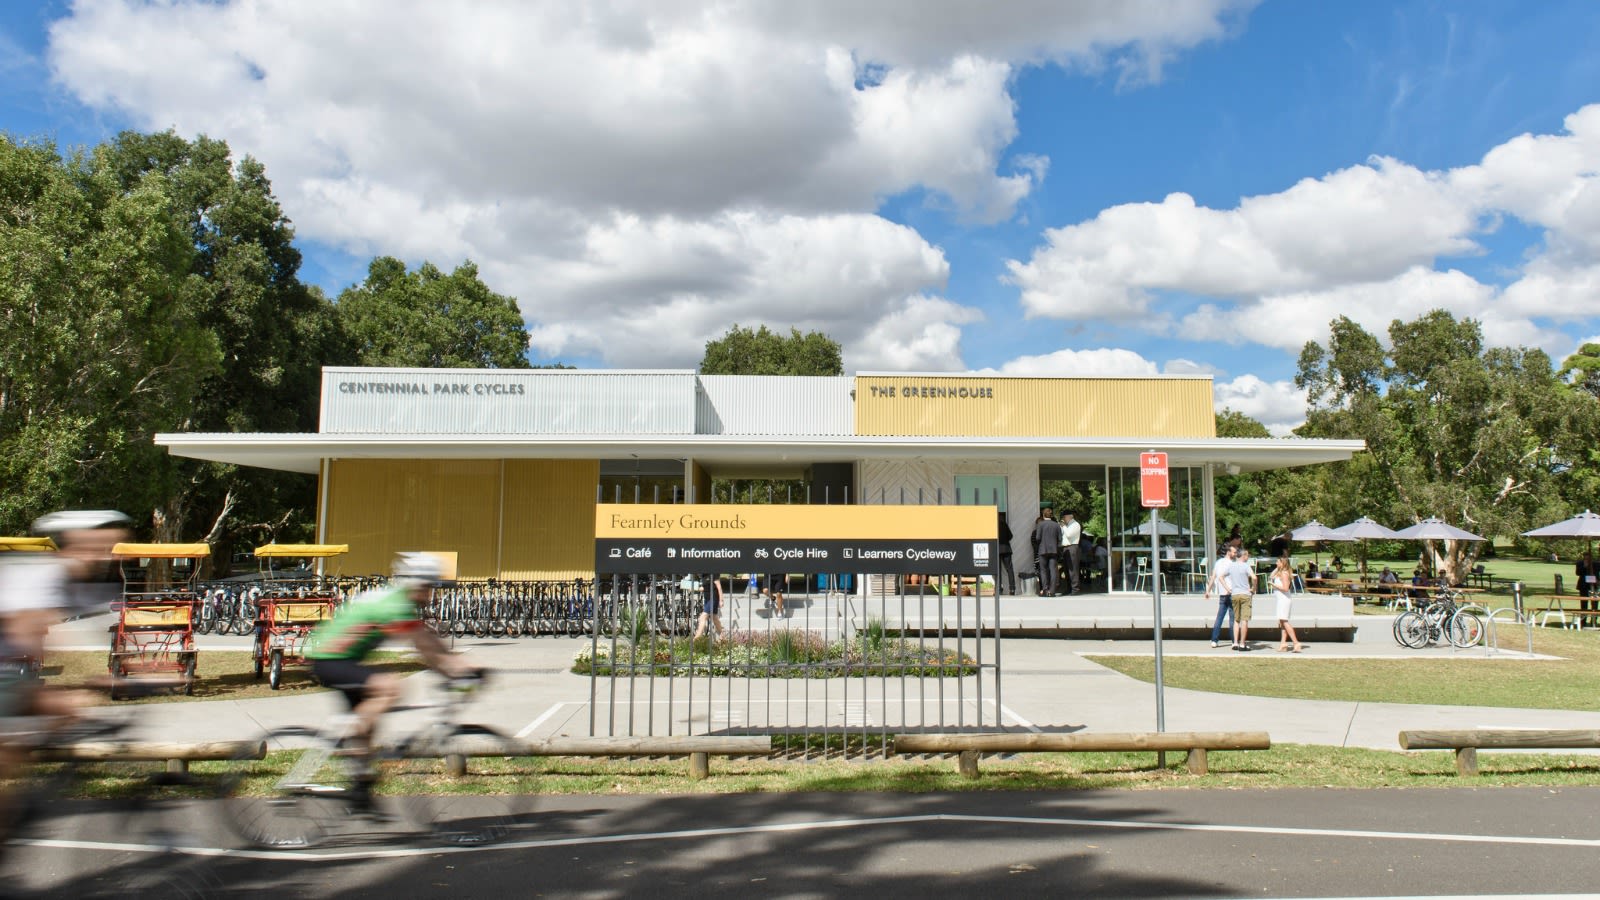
left=407, top=733, right=774, bottom=779
left=1398, top=729, right=1600, bottom=776
left=890, top=730, right=1271, bottom=778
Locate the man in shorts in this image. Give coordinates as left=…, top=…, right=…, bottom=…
left=1225, top=546, right=1257, bottom=650
left=305, top=553, right=472, bottom=802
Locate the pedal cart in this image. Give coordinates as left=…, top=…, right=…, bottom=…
left=252, top=543, right=348, bottom=689
left=108, top=542, right=208, bottom=699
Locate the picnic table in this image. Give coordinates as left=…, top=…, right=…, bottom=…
left=1529, top=595, right=1600, bottom=629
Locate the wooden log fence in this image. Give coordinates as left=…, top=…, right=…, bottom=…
left=892, top=731, right=1272, bottom=778
left=1399, top=729, right=1600, bottom=776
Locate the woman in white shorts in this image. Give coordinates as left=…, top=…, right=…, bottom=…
left=1272, top=556, right=1303, bottom=652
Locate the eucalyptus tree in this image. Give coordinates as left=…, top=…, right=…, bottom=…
left=1292, top=310, right=1581, bottom=581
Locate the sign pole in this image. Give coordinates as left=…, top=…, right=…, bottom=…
left=1150, top=506, right=1165, bottom=734
left=1138, top=450, right=1171, bottom=746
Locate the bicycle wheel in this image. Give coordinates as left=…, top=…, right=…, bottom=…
left=1395, top=611, right=1431, bottom=649
left=215, top=728, right=343, bottom=849
left=393, top=725, right=516, bottom=846
left=1447, top=610, right=1484, bottom=648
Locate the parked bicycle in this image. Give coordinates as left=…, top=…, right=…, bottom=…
left=1394, top=587, right=1484, bottom=649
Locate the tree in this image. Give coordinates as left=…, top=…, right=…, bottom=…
left=1290, top=310, right=1583, bottom=582
left=699, top=325, right=843, bottom=376
left=338, top=257, right=531, bottom=369
left=1210, top=409, right=1275, bottom=548
left=0, top=136, right=220, bottom=532
left=1558, top=342, right=1600, bottom=397
left=94, top=131, right=342, bottom=556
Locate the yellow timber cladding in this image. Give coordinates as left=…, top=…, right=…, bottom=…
left=853, top=375, right=1216, bottom=438
left=324, top=459, right=598, bottom=579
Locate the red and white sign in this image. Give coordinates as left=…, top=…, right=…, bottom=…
left=1140, top=452, right=1169, bottom=508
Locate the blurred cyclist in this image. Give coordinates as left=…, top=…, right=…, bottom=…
left=0, top=510, right=131, bottom=839
left=0, top=510, right=131, bottom=718
left=304, top=553, right=473, bottom=813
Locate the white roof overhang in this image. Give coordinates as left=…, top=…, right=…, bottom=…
left=156, top=432, right=1364, bottom=475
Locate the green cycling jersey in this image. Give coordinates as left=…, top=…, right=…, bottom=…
left=304, top=583, right=423, bottom=662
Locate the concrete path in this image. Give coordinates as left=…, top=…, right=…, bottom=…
left=45, top=611, right=1600, bottom=753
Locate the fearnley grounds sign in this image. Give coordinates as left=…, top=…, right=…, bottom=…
left=594, top=504, right=998, bottom=575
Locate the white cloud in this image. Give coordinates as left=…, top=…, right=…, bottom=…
left=1009, top=104, right=1600, bottom=356
left=1007, top=160, right=1482, bottom=320
left=982, top=347, right=1161, bottom=377
left=1179, top=267, right=1496, bottom=351
left=1213, top=375, right=1306, bottom=436
left=44, top=0, right=1248, bottom=368
left=850, top=295, right=985, bottom=372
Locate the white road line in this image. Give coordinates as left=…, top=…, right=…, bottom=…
left=514, top=701, right=574, bottom=738
left=20, top=811, right=1600, bottom=863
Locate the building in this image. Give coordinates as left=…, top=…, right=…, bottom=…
left=156, top=367, right=1363, bottom=588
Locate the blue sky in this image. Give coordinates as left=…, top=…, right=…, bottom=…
left=4, top=1, right=1599, bottom=432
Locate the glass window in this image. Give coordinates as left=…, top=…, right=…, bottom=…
left=1108, top=466, right=1203, bottom=593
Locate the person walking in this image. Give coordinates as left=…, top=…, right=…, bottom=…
left=1033, top=509, right=1063, bottom=597
left=692, top=574, right=725, bottom=641
left=1224, top=546, right=1256, bottom=650
left=1205, top=544, right=1237, bottom=648
left=1271, top=556, right=1304, bottom=652
left=1059, top=511, right=1083, bottom=595
left=997, top=512, right=1017, bottom=595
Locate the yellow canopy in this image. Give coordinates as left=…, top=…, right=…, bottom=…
left=0, top=537, right=56, bottom=552
left=253, top=543, right=350, bottom=559
left=111, top=542, right=211, bottom=559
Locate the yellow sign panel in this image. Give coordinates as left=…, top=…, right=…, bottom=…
left=854, top=374, right=1216, bottom=438
left=595, top=504, right=996, bottom=541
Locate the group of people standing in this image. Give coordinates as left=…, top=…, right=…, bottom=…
left=1029, top=507, right=1083, bottom=597
left=1205, top=540, right=1303, bottom=652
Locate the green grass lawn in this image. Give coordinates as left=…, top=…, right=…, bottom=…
left=1089, top=626, right=1600, bottom=710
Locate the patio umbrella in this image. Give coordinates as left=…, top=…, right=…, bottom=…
left=1118, top=519, right=1198, bottom=538
left=1523, top=510, right=1600, bottom=591
left=1522, top=510, right=1600, bottom=541
left=1392, top=517, right=1485, bottom=582
left=1331, top=516, right=1400, bottom=579
left=1391, top=517, right=1485, bottom=542
left=1290, top=520, right=1344, bottom=566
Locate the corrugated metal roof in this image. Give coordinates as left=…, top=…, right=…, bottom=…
left=696, top=376, right=853, bottom=435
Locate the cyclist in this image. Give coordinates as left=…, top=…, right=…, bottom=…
left=0, top=510, right=132, bottom=840
left=304, top=553, right=473, bottom=812
left=0, top=510, right=131, bottom=719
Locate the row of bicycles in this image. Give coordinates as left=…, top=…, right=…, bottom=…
left=182, top=575, right=720, bottom=640
left=1391, top=587, right=1485, bottom=649
left=190, top=577, right=385, bottom=636
left=423, top=576, right=707, bottom=637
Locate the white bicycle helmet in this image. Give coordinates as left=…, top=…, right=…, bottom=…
left=393, top=552, right=444, bottom=584
left=31, top=509, right=132, bottom=540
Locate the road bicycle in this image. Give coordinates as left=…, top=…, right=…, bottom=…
left=217, top=671, right=522, bottom=849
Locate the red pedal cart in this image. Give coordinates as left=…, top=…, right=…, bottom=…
left=251, top=543, right=348, bottom=689
left=108, top=542, right=208, bottom=699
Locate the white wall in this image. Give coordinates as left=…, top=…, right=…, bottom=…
left=858, top=458, right=1039, bottom=561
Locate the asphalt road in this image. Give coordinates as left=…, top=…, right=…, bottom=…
left=6, top=787, right=1600, bottom=898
